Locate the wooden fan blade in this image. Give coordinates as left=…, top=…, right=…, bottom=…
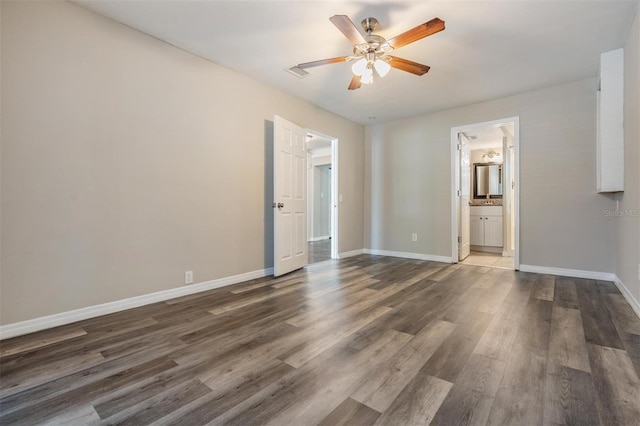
left=387, top=17, right=445, bottom=49
left=348, top=75, right=362, bottom=90
left=388, top=56, right=431, bottom=75
left=330, top=15, right=366, bottom=45
left=297, top=56, right=350, bottom=69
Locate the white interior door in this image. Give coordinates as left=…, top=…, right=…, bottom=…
left=459, top=133, right=471, bottom=260
left=273, top=116, right=307, bottom=276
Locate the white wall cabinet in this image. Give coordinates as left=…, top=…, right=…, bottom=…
left=470, top=206, right=503, bottom=247
left=597, top=48, right=624, bottom=192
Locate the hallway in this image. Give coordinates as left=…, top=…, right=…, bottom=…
left=308, top=239, right=331, bottom=264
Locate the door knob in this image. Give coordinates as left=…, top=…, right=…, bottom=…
left=277, top=202, right=284, bottom=208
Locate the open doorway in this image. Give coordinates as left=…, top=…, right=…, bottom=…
left=451, top=117, right=520, bottom=270
left=306, top=130, right=338, bottom=264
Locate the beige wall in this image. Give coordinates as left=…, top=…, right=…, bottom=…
left=615, top=5, right=640, bottom=305
left=0, top=1, right=365, bottom=325
left=365, top=78, right=615, bottom=273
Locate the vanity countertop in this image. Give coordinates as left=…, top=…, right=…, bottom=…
left=470, top=204, right=503, bottom=215
left=469, top=201, right=502, bottom=206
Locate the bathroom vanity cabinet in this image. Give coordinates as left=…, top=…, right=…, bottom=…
left=470, top=205, right=503, bottom=248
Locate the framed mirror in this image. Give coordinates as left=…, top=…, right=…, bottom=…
left=474, top=163, right=503, bottom=198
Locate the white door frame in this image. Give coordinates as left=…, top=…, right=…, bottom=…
left=306, top=151, right=314, bottom=243
left=458, top=132, right=471, bottom=261
left=306, top=129, right=339, bottom=260
left=450, top=116, right=520, bottom=269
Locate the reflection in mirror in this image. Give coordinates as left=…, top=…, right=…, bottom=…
left=474, top=163, right=503, bottom=198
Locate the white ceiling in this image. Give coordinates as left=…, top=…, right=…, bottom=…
left=307, top=135, right=332, bottom=154
left=76, top=0, right=638, bottom=125
left=464, top=125, right=510, bottom=149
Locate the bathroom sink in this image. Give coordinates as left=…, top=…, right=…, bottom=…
left=469, top=202, right=502, bottom=206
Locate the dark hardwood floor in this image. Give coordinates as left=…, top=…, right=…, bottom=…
left=1, top=255, right=639, bottom=425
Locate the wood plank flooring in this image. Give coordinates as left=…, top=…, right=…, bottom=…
left=1, top=255, right=640, bottom=425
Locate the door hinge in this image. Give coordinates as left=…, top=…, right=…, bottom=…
left=456, top=143, right=461, bottom=151
left=457, top=189, right=461, bottom=197
left=458, top=236, right=462, bottom=243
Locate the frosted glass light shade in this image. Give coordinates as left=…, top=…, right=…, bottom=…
left=351, top=58, right=368, bottom=76
left=374, top=59, right=391, bottom=77
left=361, top=67, right=374, bottom=84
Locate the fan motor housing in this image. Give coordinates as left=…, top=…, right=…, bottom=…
left=361, top=17, right=378, bottom=33
left=354, top=34, right=392, bottom=55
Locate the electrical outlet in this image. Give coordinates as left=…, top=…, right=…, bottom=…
left=185, top=270, right=193, bottom=285
left=412, top=233, right=418, bottom=242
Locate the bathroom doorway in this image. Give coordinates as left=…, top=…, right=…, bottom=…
left=451, top=117, right=520, bottom=270
left=306, top=131, right=337, bottom=264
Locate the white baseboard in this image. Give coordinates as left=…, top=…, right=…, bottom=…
left=308, top=236, right=330, bottom=242
left=0, top=267, right=274, bottom=340
left=518, top=264, right=615, bottom=281
left=6, top=260, right=634, bottom=340
left=337, top=249, right=364, bottom=259
left=613, top=275, right=640, bottom=320
left=364, top=249, right=453, bottom=264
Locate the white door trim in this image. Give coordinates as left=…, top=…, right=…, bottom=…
left=450, top=116, right=520, bottom=269
left=459, top=132, right=471, bottom=261
left=306, top=151, right=314, bottom=242
left=305, top=129, right=339, bottom=260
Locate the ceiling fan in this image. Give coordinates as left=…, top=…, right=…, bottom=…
left=296, top=15, right=445, bottom=90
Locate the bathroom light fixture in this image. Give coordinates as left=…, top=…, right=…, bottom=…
left=482, top=151, right=502, bottom=162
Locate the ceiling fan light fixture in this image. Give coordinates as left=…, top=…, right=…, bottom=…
left=374, top=58, right=391, bottom=77
left=361, top=67, right=374, bottom=84
left=351, top=58, right=368, bottom=76
left=300, top=15, right=444, bottom=90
